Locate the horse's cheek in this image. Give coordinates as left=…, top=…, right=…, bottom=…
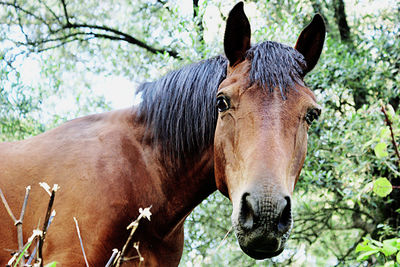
left=214, top=142, right=230, bottom=198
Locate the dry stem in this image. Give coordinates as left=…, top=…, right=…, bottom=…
left=74, top=217, right=90, bottom=267
left=37, top=184, right=59, bottom=266
left=113, top=206, right=152, bottom=267
left=0, top=186, right=31, bottom=266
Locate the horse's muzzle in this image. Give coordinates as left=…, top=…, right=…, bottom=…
left=232, top=191, right=292, bottom=259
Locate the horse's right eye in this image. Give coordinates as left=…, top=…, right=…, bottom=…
left=216, top=95, right=230, bottom=112
left=305, top=108, right=321, bottom=125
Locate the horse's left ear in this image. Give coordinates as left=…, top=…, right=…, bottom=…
left=224, top=2, right=251, bottom=67
left=294, top=14, right=326, bottom=75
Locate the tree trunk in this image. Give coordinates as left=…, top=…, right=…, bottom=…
left=333, top=0, right=351, bottom=43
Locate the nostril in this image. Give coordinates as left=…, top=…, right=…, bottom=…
left=277, top=196, right=292, bottom=233
left=239, top=193, right=255, bottom=231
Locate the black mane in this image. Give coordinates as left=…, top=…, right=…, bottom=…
left=136, top=41, right=305, bottom=167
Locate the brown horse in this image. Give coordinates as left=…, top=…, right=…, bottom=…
left=0, top=2, right=325, bottom=266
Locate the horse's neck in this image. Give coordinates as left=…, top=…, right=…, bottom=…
left=161, top=148, right=216, bottom=235
left=131, top=110, right=216, bottom=238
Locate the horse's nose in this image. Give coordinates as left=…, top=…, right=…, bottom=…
left=238, top=193, right=291, bottom=233
left=277, top=196, right=292, bottom=234
left=238, top=192, right=257, bottom=231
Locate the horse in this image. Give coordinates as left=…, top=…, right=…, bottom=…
left=0, top=2, right=325, bottom=266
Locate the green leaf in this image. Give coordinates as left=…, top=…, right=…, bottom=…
left=382, top=241, right=398, bottom=256
left=384, top=238, right=400, bottom=250
left=14, top=240, right=33, bottom=267
left=356, top=242, right=379, bottom=252
left=356, top=250, right=379, bottom=261
left=397, top=251, right=400, bottom=264
left=45, top=262, right=57, bottom=267
left=380, top=128, right=391, bottom=139
left=387, top=104, right=396, bottom=121
left=373, top=177, right=393, bottom=197
left=384, top=261, right=395, bottom=267
left=374, top=142, right=389, bottom=158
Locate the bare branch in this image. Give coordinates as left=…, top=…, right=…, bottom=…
left=38, top=0, right=61, bottom=23
left=60, top=0, right=70, bottom=25
left=0, top=1, right=180, bottom=58
left=0, top=1, right=48, bottom=24
left=62, top=23, right=179, bottom=58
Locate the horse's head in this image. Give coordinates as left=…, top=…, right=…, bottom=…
left=214, top=3, right=325, bottom=259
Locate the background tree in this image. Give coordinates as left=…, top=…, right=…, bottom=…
left=0, top=0, right=399, bottom=266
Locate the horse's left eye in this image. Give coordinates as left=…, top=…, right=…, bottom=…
left=216, top=95, right=230, bottom=112
left=305, top=108, right=321, bottom=125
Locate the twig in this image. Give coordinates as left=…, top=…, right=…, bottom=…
left=0, top=188, right=17, bottom=222
left=381, top=105, right=400, bottom=165
left=0, top=186, right=31, bottom=266
left=115, top=206, right=152, bottom=267
left=7, top=229, right=42, bottom=267
left=105, top=249, right=119, bottom=267
left=16, top=186, right=31, bottom=266
left=73, top=217, right=90, bottom=267
left=334, top=231, right=366, bottom=266
left=26, top=210, right=56, bottom=266
left=38, top=184, right=59, bottom=266
left=60, top=0, right=70, bottom=25
left=215, top=226, right=233, bottom=251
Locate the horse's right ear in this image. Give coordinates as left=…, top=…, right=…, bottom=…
left=294, top=14, right=326, bottom=75
left=224, top=2, right=251, bottom=67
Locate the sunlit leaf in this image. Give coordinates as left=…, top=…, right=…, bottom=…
left=373, top=177, right=393, bottom=197
left=382, top=241, right=398, bottom=256
left=374, top=142, right=388, bottom=159
left=356, top=250, right=379, bottom=261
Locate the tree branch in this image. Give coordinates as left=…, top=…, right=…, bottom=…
left=60, top=0, right=70, bottom=25
left=61, top=23, right=179, bottom=58
left=381, top=104, right=400, bottom=166
left=0, top=1, right=180, bottom=58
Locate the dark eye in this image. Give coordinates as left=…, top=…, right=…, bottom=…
left=216, top=95, right=230, bottom=112
left=305, top=108, right=321, bottom=125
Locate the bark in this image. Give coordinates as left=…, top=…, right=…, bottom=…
left=332, top=0, right=351, bottom=43
left=193, top=0, right=205, bottom=46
